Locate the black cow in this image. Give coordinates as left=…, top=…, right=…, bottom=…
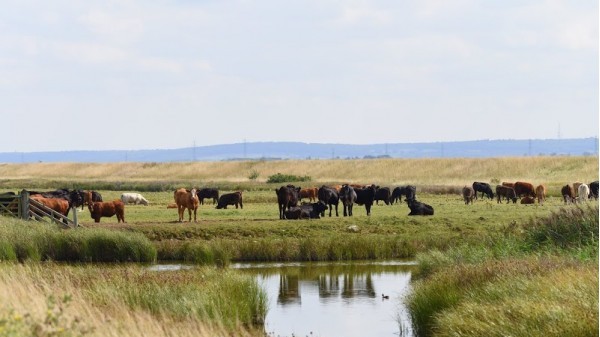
left=216, top=191, right=243, bottom=209
left=374, top=186, right=391, bottom=205
left=318, top=186, right=339, bottom=217
left=284, top=201, right=328, bottom=219
left=198, top=188, right=219, bottom=205
left=391, top=185, right=416, bottom=204
left=406, top=198, right=434, bottom=216
left=472, top=182, right=494, bottom=200
left=589, top=181, right=599, bottom=200
left=495, top=185, right=517, bottom=204
left=275, top=185, right=300, bottom=219
left=355, top=184, right=376, bottom=216
left=28, top=189, right=78, bottom=209
left=339, top=184, right=357, bottom=216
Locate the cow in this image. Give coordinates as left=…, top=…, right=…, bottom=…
left=472, top=182, right=494, bottom=200
left=501, top=182, right=515, bottom=189
left=462, top=186, right=475, bottom=205
left=374, top=186, right=391, bottom=205
left=198, top=188, right=219, bottom=205
left=520, top=196, right=535, bottom=204
left=216, top=191, right=243, bottom=209
left=406, top=198, right=434, bottom=216
left=535, top=185, right=546, bottom=205
left=513, top=182, right=536, bottom=198
left=561, top=184, right=575, bottom=204
left=318, top=186, right=339, bottom=217
left=495, top=185, right=517, bottom=204
left=88, top=199, right=125, bottom=223
left=275, top=185, right=300, bottom=219
left=167, top=203, right=177, bottom=209
left=355, top=184, right=377, bottom=216
left=30, top=195, right=71, bottom=223
left=589, top=181, right=599, bottom=200
left=299, top=187, right=318, bottom=203
left=391, top=185, right=416, bottom=204
left=577, top=184, right=590, bottom=203
left=82, top=190, right=103, bottom=210
left=573, top=182, right=583, bottom=198
left=338, top=184, right=357, bottom=216
left=120, top=192, right=149, bottom=206
left=284, top=201, right=328, bottom=219
left=174, top=188, right=199, bottom=222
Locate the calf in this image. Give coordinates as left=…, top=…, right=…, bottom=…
left=284, top=201, right=328, bottom=219
left=355, top=185, right=376, bottom=216
left=406, top=198, right=434, bottom=216
left=535, top=185, right=546, bottom=205
left=520, top=196, right=535, bottom=204
left=88, top=200, right=125, bottom=223
left=318, top=186, right=339, bottom=217
left=561, top=185, right=575, bottom=204
left=472, top=182, right=494, bottom=200
left=198, top=188, right=219, bottom=205
left=216, top=191, right=243, bottom=209
left=496, top=185, right=517, bottom=204
left=391, top=185, right=416, bottom=204
left=374, top=186, right=391, bottom=205
left=338, top=184, right=357, bottom=216
left=462, top=186, right=474, bottom=205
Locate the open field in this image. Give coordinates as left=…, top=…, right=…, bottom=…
left=0, top=156, right=598, bottom=337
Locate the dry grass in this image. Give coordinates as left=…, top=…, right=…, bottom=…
left=0, top=156, right=596, bottom=187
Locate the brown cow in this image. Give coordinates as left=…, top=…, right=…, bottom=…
left=496, top=185, right=517, bottom=204
left=535, top=185, right=546, bottom=205
left=88, top=200, right=125, bottom=223
left=462, top=186, right=474, bottom=205
left=501, top=182, right=515, bottom=188
left=513, top=182, right=536, bottom=198
left=167, top=203, right=178, bottom=209
left=30, top=195, right=70, bottom=218
left=174, top=188, right=199, bottom=222
left=561, top=185, right=575, bottom=204
left=299, top=187, right=318, bottom=202
left=520, top=196, right=535, bottom=204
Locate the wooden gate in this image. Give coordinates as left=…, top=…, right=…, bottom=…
left=0, top=190, right=78, bottom=228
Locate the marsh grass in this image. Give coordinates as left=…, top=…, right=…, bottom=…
left=407, top=205, right=599, bottom=337
left=0, top=263, right=265, bottom=336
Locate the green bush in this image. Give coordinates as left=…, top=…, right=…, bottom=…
left=266, top=173, right=311, bottom=184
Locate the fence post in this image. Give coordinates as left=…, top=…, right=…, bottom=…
left=72, top=206, right=78, bottom=228
left=20, top=189, right=29, bottom=220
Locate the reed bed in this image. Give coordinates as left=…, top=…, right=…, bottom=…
left=0, top=263, right=266, bottom=336
left=407, top=205, right=599, bottom=337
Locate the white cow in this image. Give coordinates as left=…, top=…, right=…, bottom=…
left=121, top=192, right=149, bottom=206
left=577, top=184, right=590, bottom=203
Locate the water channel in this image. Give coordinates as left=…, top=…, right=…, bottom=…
left=234, top=260, right=417, bottom=337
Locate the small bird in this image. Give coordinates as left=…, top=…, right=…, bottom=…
left=382, top=293, right=389, bottom=299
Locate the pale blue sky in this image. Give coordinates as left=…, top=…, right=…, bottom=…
left=1, top=0, right=598, bottom=152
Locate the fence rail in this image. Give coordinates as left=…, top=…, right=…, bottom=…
left=0, top=190, right=78, bottom=228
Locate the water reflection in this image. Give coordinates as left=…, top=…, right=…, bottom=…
left=234, top=261, right=416, bottom=337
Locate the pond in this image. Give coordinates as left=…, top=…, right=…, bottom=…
left=233, top=260, right=417, bottom=337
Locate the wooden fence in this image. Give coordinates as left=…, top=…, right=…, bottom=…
left=0, top=190, right=78, bottom=228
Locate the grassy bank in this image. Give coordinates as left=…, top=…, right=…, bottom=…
left=406, top=205, right=599, bottom=337
left=0, top=263, right=267, bottom=336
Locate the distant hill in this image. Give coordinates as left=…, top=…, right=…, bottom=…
left=0, top=138, right=597, bottom=163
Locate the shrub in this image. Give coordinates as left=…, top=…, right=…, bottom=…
left=266, top=173, right=311, bottom=184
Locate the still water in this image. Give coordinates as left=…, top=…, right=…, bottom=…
left=233, top=261, right=417, bottom=337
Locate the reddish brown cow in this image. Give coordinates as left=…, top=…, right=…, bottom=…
left=88, top=200, right=125, bottom=223
left=520, top=196, right=535, bottom=204
left=174, top=188, right=199, bottom=222
left=514, top=182, right=536, bottom=198
left=299, top=187, right=318, bottom=202
left=30, top=195, right=70, bottom=217
left=502, top=182, right=515, bottom=188
left=561, top=185, right=575, bottom=204
left=535, top=185, right=546, bottom=205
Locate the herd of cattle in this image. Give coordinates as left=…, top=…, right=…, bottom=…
left=463, top=181, right=599, bottom=206
left=1, top=180, right=597, bottom=223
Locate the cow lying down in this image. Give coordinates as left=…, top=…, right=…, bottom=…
left=406, top=198, right=434, bottom=216
left=285, top=201, right=328, bottom=219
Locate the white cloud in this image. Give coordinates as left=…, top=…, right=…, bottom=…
left=78, top=9, right=144, bottom=44
left=51, top=41, right=130, bottom=64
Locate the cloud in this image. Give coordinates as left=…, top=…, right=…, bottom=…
left=78, top=9, right=144, bottom=44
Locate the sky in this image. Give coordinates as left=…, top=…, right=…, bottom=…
left=1, top=0, right=598, bottom=152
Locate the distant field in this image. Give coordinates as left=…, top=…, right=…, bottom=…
left=0, top=156, right=597, bottom=191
